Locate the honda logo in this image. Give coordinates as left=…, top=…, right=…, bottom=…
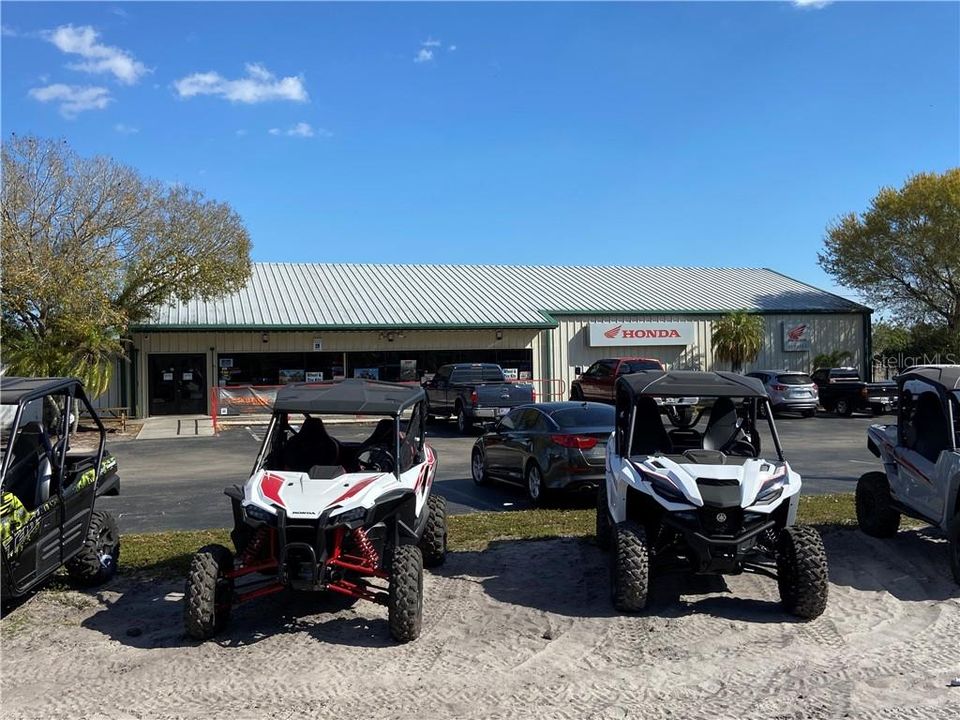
left=588, top=322, right=694, bottom=347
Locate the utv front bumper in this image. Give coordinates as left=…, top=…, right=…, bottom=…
left=662, top=510, right=776, bottom=574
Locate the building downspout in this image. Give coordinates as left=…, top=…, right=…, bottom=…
left=864, top=311, right=873, bottom=382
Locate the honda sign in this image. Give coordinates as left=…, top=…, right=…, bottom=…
left=782, top=322, right=811, bottom=352
left=587, top=322, right=695, bottom=347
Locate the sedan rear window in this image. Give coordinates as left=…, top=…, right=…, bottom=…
left=777, top=374, right=814, bottom=385
left=551, top=405, right=615, bottom=428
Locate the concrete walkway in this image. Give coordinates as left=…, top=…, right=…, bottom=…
left=135, top=415, right=215, bottom=439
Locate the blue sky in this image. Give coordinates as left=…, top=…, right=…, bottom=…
left=2, top=1, right=958, bottom=300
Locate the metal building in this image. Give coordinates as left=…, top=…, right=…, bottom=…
left=112, top=263, right=870, bottom=417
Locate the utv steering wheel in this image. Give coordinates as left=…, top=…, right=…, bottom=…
left=357, top=446, right=395, bottom=473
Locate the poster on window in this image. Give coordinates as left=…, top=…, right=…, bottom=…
left=305, top=371, right=323, bottom=383
left=354, top=368, right=379, bottom=380
left=400, top=359, right=417, bottom=381
left=502, top=368, right=519, bottom=381
left=279, top=369, right=305, bottom=384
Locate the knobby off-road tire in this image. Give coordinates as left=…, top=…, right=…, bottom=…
left=595, top=482, right=612, bottom=551
left=184, top=544, right=235, bottom=640
left=65, top=510, right=120, bottom=586
left=776, top=525, right=829, bottom=620
left=419, top=494, right=448, bottom=568
left=856, top=471, right=901, bottom=538
left=610, top=521, right=649, bottom=612
left=388, top=544, right=423, bottom=643
left=948, top=512, right=960, bottom=586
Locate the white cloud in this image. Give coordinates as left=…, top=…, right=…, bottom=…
left=422, top=38, right=442, bottom=48
left=792, top=0, right=832, bottom=8
left=268, top=122, right=329, bottom=138
left=46, top=25, right=147, bottom=84
left=174, top=62, right=308, bottom=103
left=113, top=122, right=139, bottom=134
left=448, top=45, right=457, bottom=52
left=1, top=24, right=18, bottom=37
left=28, top=84, right=112, bottom=117
left=235, top=129, right=248, bottom=137
left=414, top=48, right=434, bottom=64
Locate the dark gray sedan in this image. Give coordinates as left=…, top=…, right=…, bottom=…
left=470, top=402, right=615, bottom=504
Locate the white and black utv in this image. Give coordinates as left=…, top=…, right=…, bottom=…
left=858, top=365, right=960, bottom=583
left=184, top=379, right=447, bottom=643
left=597, top=371, right=828, bottom=620
left=1, top=377, right=121, bottom=600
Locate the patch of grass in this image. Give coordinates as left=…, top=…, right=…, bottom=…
left=119, top=493, right=874, bottom=576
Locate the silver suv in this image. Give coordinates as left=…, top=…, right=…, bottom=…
left=746, top=370, right=819, bottom=417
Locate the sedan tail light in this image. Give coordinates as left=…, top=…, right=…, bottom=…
left=771, top=383, right=788, bottom=392
left=551, top=434, right=599, bottom=449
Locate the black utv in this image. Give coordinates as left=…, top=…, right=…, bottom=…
left=1, top=377, right=121, bottom=600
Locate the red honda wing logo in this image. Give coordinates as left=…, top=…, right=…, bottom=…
left=603, top=324, right=623, bottom=339
left=787, top=324, right=808, bottom=341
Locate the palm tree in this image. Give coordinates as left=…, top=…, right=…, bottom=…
left=712, top=311, right=765, bottom=373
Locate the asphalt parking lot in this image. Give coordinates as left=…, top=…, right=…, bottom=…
left=100, top=412, right=887, bottom=533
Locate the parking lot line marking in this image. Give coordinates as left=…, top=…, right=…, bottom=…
left=245, top=426, right=262, bottom=442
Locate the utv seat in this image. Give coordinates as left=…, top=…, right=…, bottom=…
left=361, top=419, right=394, bottom=451
left=6, top=422, right=53, bottom=510
left=631, top=397, right=673, bottom=456
left=911, top=392, right=951, bottom=463
left=283, top=417, right=339, bottom=473
left=703, top=398, right=741, bottom=453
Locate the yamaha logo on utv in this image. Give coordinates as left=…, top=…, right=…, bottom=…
left=183, top=379, right=447, bottom=643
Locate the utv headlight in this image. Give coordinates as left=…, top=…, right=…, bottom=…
left=331, top=507, right=367, bottom=525
left=644, top=472, right=687, bottom=504
left=754, top=475, right=787, bottom=505
left=245, top=504, right=275, bottom=523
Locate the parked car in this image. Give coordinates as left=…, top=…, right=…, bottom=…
left=597, top=370, right=828, bottom=619
left=471, top=402, right=615, bottom=504
left=1, top=377, right=121, bottom=601
left=857, top=365, right=960, bottom=584
left=570, top=358, right=664, bottom=403
left=423, top=363, right=535, bottom=434
left=184, top=379, right=446, bottom=643
left=811, top=367, right=898, bottom=417
left=746, top=370, right=819, bottom=417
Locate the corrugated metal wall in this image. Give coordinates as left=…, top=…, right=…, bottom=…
left=549, top=313, right=865, bottom=393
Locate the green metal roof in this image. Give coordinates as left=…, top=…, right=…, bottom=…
left=132, top=263, right=869, bottom=331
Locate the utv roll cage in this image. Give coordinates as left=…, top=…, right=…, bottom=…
left=252, top=379, right=427, bottom=480
left=614, top=370, right=786, bottom=461
left=891, top=366, right=960, bottom=460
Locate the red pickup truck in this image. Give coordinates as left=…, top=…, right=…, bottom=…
left=569, top=358, right=665, bottom=403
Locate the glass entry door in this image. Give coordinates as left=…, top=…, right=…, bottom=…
left=148, top=354, right=207, bottom=416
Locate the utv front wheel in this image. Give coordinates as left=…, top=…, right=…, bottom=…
left=610, top=521, right=649, bottom=612
left=595, top=482, right=612, bottom=551
left=419, top=494, right=447, bottom=568
left=949, top=512, right=960, bottom=585
left=184, top=544, right=235, bottom=640
left=388, top=544, right=423, bottom=643
left=855, top=471, right=901, bottom=538
left=777, top=526, right=828, bottom=620
left=66, top=510, right=120, bottom=586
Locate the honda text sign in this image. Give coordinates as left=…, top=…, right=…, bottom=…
left=782, top=322, right=811, bottom=352
left=587, top=322, right=695, bottom=347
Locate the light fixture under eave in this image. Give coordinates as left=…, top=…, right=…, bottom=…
left=386, top=331, right=395, bottom=342
left=495, top=329, right=503, bottom=341
left=262, top=332, right=269, bottom=343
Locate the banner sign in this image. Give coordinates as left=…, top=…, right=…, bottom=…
left=216, top=386, right=279, bottom=416
left=782, top=322, right=811, bottom=352
left=587, top=322, right=695, bottom=347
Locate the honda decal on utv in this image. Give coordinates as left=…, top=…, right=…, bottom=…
left=184, top=379, right=447, bottom=643
left=597, top=371, right=828, bottom=620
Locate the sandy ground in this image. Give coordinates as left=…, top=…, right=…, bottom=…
left=2, top=528, right=958, bottom=720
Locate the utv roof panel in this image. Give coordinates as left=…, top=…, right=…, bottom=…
left=617, top=370, right=768, bottom=399
left=897, top=365, right=960, bottom=390
left=273, top=378, right=425, bottom=416
left=0, top=377, right=84, bottom=405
